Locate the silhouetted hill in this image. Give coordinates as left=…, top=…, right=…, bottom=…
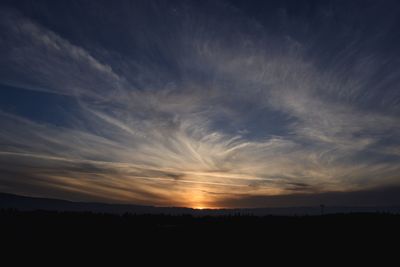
left=1, top=192, right=400, bottom=215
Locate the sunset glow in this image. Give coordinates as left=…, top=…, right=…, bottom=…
left=1, top=0, right=400, bottom=208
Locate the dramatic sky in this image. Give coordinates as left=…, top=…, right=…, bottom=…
left=1, top=0, right=400, bottom=208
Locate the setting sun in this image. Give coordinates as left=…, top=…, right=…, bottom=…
left=0, top=0, right=399, bottom=210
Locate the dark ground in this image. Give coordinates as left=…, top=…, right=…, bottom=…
left=2, top=209, right=399, bottom=254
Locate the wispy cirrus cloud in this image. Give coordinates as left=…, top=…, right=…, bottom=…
left=0, top=0, right=400, bottom=208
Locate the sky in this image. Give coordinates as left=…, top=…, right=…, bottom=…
left=0, top=0, right=400, bottom=209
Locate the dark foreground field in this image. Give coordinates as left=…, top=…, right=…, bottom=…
left=1, top=209, right=399, bottom=262
left=2, top=209, right=400, bottom=242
